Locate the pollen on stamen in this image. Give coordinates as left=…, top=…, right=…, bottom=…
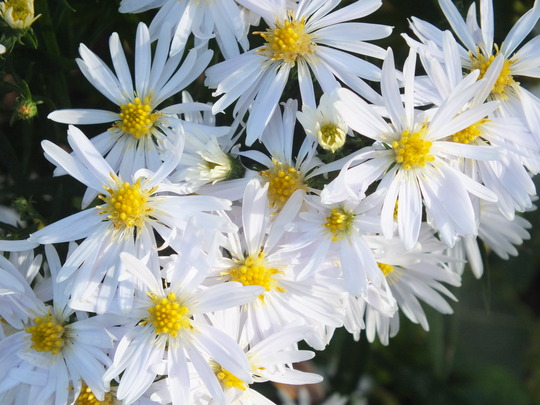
left=392, top=128, right=434, bottom=170
left=97, top=175, right=155, bottom=231
left=141, top=292, right=191, bottom=337
left=114, top=95, right=163, bottom=139
left=25, top=311, right=65, bottom=355
left=324, top=207, right=354, bottom=242
left=75, top=385, right=114, bottom=405
left=256, top=14, right=314, bottom=65
left=227, top=252, right=285, bottom=298
left=259, top=158, right=307, bottom=211
left=211, top=361, right=248, bottom=391
left=451, top=119, right=488, bottom=144
left=377, top=262, right=394, bottom=277
left=469, top=46, right=518, bottom=99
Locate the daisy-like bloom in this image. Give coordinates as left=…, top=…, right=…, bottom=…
left=416, top=32, right=536, bottom=219
left=119, top=0, right=249, bottom=59
left=192, top=319, right=323, bottom=405
left=103, top=246, right=262, bottom=405
left=0, top=0, right=40, bottom=30
left=205, top=0, right=391, bottom=145
left=29, top=125, right=232, bottom=314
left=240, top=99, right=329, bottom=212
left=297, top=90, right=350, bottom=153
left=450, top=199, right=532, bottom=278
left=407, top=0, right=540, bottom=170
left=213, top=179, right=346, bottom=348
left=345, top=228, right=461, bottom=345
left=48, top=22, right=213, bottom=179
left=321, top=48, right=502, bottom=249
left=293, top=194, right=398, bottom=317
left=0, top=245, right=116, bottom=405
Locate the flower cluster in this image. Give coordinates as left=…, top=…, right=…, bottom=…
left=1, top=0, right=539, bottom=404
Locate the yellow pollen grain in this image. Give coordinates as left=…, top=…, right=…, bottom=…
left=469, top=46, right=518, bottom=99
left=377, top=262, right=394, bottom=277
left=115, top=95, right=162, bottom=139
left=324, top=207, right=354, bottom=242
left=25, top=312, right=65, bottom=355
left=142, top=292, right=191, bottom=337
left=256, top=14, right=314, bottom=64
left=75, top=385, right=114, bottom=405
left=392, top=128, right=434, bottom=170
left=259, top=158, right=307, bottom=211
left=98, top=176, right=155, bottom=230
left=214, top=365, right=248, bottom=391
left=228, top=252, right=285, bottom=297
left=451, top=119, right=488, bottom=144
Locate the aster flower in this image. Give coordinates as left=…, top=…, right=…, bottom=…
left=205, top=0, right=391, bottom=145
left=346, top=229, right=461, bottom=345
left=119, top=0, right=250, bottom=59
left=407, top=0, right=540, bottom=170
left=0, top=0, right=40, bottom=30
left=48, top=22, right=213, bottom=179
left=0, top=245, right=116, bottom=405
left=29, top=125, right=232, bottom=313
left=102, top=245, right=262, bottom=405
left=212, top=179, right=346, bottom=348
left=321, top=48, right=502, bottom=249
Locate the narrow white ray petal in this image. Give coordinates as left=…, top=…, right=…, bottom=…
left=48, top=109, right=118, bottom=125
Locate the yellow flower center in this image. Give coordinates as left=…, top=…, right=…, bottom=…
left=319, top=124, right=346, bottom=152
left=212, top=362, right=248, bottom=391
left=256, top=14, right=314, bottom=64
left=469, top=46, right=518, bottom=99
left=143, top=292, right=191, bottom=338
left=325, top=207, right=354, bottom=242
left=228, top=252, right=285, bottom=295
left=75, top=385, right=114, bottom=405
left=377, top=262, right=394, bottom=277
left=392, top=128, right=434, bottom=170
left=25, top=312, right=65, bottom=355
left=259, top=158, right=307, bottom=210
left=451, top=119, right=488, bottom=144
left=98, top=176, right=155, bottom=231
left=1, top=0, right=31, bottom=21
left=115, top=95, right=162, bottom=139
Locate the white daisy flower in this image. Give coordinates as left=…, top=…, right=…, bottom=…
left=29, top=125, right=232, bottom=313
left=416, top=31, right=537, bottom=219
left=0, top=245, right=116, bottom=405
left=48, top=22, right=213, bottom=179
left=119, top=0, right=250, bottom=59
left=102, top=248, right=262, bottom=405
left=321, top=48, right=501, bottom=249
left=213, top=179, right=346, bottom=348
left=205, top=0, right=391, bottom=145
left=297, top=90, right=350, bottom=153
left=346, top=229, right=461, bottom=345
left=407, top=0, right=540, bottom=170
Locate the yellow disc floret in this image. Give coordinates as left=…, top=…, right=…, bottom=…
left=256, top=13, right=314, bottom=64
left=0, top=0, right=40, bottom=29
left=75, top=385, right=114, bottom=405
left=325, top=207, right=355, bottom=242
left=469, top=45, right=518, bottom=99
left=228, top=252, right=285, bottom=295
left=377, top=262, right=395, bottom=277
left=98, top=176, right=155, bottom=231
left=25, top=311, right=65, bottom=355
left=211, top=362, right=248, bottom=391
left=319, top=124, right=346, bottom=152
left=451, top=119, right=488, bottom=144
left=259, top=158, right=307, bottom=210
left=392, top=128, right=434, bottom=170
left=143, top=292, right=191, bottom=337
left=115, top=95, right=162, bottom=139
